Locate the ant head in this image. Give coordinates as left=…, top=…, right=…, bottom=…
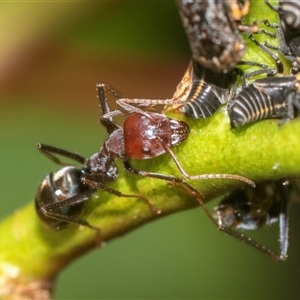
left=123, top=113, right=189, bottom=160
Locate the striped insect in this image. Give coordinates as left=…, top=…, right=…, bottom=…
left=265, top=0, right=300, bottom=72
left=171, top=59, right=234, bottom=118
left=170, top=58, right=274, bottom=119
left=215, top=179, right=292, bottom=260
left=228, top=74, right=300, bottom=128
left=176, top=0, right=254, bottom=73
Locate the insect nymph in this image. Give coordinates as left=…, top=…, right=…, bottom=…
left=228, top=74, right=300, bottom=127
left=171, top=59, right=234, bottom=118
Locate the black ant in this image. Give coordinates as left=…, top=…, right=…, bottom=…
left=36, top=83, right=254, bottom=236
left=35, top=143, right=157, bottom=234
left=35, top=84, right=191, bottom=233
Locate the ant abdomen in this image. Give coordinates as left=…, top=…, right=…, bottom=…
left=35, top=166, right=94, bottom=231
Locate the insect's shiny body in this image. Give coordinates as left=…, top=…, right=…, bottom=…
left=35, top=166, right=95, bottom=231
left=215, top=179, right=291, bottom=260
left=171, top=57, right=272, bottom=119
left=265, top=0, right=300, bottom=73
left=275, top=0, right=300, bottom=57
left=215, top=180, right=287, bottom=230
left=172, top=60, right=234, bottom=118
left=176, top=0, right=250, bottom=73
left=228, top=74, right=300, bottom=127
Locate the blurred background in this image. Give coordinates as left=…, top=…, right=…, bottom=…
left=1, top=1, right=300, bottom=298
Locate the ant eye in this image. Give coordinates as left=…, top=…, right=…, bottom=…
left=142, top=148, right=151, bottom=155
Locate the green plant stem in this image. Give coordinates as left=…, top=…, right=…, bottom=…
left=2, top=0, right=297, bottom=298
left=1, top=107, right=300, bottom=298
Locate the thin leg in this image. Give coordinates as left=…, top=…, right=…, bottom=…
left=124, top=161, right=184, bottom=183
left=117, top=97, right=182, bottom=108
left=82, top=174, right=160, bottom=214
left=171, top=180, right=283, bottom=261
left=279, top=211, right=289, bottom=260
left=249, top=34, right=284, bottom=74
left=161, top=144, right=255, bottom=187
left=37, top=143, right=86, bottom=165
left=97, top=84, right=123, bottom=134
left=97, top=83, right=118, bottom=117
left=40, top=190, right=101, bottom=242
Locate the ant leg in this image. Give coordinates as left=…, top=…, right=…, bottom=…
left=102, top=110, right=124, bottom=119
left=97, top=83, right=121, bottom=109
left=117, top=97, right=182, bottom=109
left=100, top=115, right=121, bottom=135
left=39, top=190, right=101, bottom=242
left=97, top=83, right=112, bottom=117
left=123, top=161, right=184, bottom=183
left=97, top=82, right=182, bottom=119
left=96, top=83, right=168, bottom=132
left=82, top=174, right=161, bottom=214
left=37, top=143, right=86, bottom=165
left=161, top=144, right=255, bottom=187
left=96, top=83, right=124, bottom=133
left=116, top=98, right=184, bottom=121
left=96, top=83, right=121, bottom=117
left=124, top=147, right=255, bottom=188
left=171, top=180, right=283, bottom=261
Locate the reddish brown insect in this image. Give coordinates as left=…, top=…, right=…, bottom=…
left=100, top=83, right=254, bottom=187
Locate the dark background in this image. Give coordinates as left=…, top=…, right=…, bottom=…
left=1, top=1, right=300, bottom=298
